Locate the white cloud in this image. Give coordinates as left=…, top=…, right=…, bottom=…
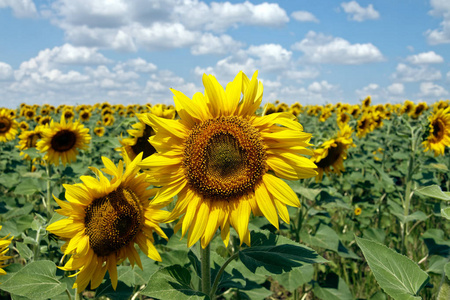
left=341, top=1, right=380, bottom=22
left=246, top=44, right=292, bottom=71
left=0, top=62, right=13, bottom=80
left=191, top=33, right=244, bottom=55
left=0, top=0, right=37, bottom=18
left=387, top=83, right=404, bottom=95
left=406, top=51, right=444, bottom=64
left=425, top=0, right=450, bottom=44
left=392, top=63, right=442, bottom=82
left=114, top=58, right=157, bottom=73
left=308, top=80, right=337, bottom=93
left=419, top=82, right=449, bottom=97
left=292, top=31, right=384, bottom=64
left=291, top=10, right=319, bottom=23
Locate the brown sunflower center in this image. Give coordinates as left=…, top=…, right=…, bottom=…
left=84, top=187, right=142, bottom=257
left=131, top=125, right=156, bottom=159
left=316, top=142, right=344, bottom=169
left=183, top=116, right=267, bottom=201
left=26, top=133, right=41, bottom=148
left=432, top=119, right=445, bottom=140
left=0, top=117, right=12, bottom=133
left=51, top=130, right=77, bottom=152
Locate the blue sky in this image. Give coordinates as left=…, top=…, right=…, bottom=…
left=0, top=0, right=449, bottom=108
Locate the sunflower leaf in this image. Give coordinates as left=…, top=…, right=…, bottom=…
left=356, top=237, right=429, bottom=300
left=0, top=260, right=66, bottom=300
left=140, top=265, right=208, bottom=300
left=415, top=185, right=450, bottom=201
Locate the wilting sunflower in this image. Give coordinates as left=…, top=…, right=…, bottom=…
left=47, top=153, right=169, bottom=291
left=0, top=108, right=19, bottom=142
left=0, top=226, right=13, bottom=277
left=312, top=124, right=355, bottom=182
left=118, top=105, right=176, bottom=161
left=16, top=126, right=44, bottom=160
left=422, top=107, right=450, bottom=156
left=138, top=71, right=317, bottom=248
left=36, top=116, right=91, bottom=166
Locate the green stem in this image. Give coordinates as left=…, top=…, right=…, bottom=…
left=65, top=289, right=72, bottom=300
left=46, top=163, right=53, bottom=218
left=210, top=252, right=239, bottom=298
left=200, top=243, right=211, bottom=296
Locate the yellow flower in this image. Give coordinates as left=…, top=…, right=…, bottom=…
left=362, top=96, right=371, bottom=109
left=312, top=124, right=355, bottom=182
left=36, top=116, right=91, bottom=166
left=422, top=107, right=450, bottom=156
left=94, top=126, right=105, bottom=137
left=16, top=126, right=44, bottom=160
left=354, top=207, right=362, bottom=216
left=138, top=71, right=317, bottom=248
left=356, top=114, right=375, bottom=138
left=0, top=108, right=19, bottom=142
left=79, top=110, right=92, bottom=122
left=0, top=226, right=13, bottom=277
left=46, top=153, right=168, bottom=291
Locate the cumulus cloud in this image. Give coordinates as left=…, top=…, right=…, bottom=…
left=0, top=0, right=37, bottom=18
left=47, top=0, right=287, bottom=54
left=425, top=0, right=450, bottom=44
left=341, top=1, right=380, bottom=22
left=0, top=62, right=13, bottom=80
left=387, top=83, right=404, bottom=95
left=391, top=63, right=442, bottom=82
left=406, top=51, right=444, bottom=64
left=291, top=10, right=319, bottom=23
left=292, top=31, right=384, bottom=64
left=419, top=82, right=449, bottom=97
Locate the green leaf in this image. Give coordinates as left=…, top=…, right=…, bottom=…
left=272, top=265, right=314, bottom=291
left=16, top=242, right=33, bottom=260
left=391, top=211, right=428, bottom=224
left=239, top=243, right=327, bottom=274
left=415, top=185, right=450, bottom=201
left=313, top=277, right=353, bottom=300
left=421, top=229, right=450, bottom=256
left=441, top=207, right=450, bottom=220
left=140, top=265, right=208, bottom=300
left=0, top=261, right=66, bottom=300
left=300, top=224, right=340, bottom=252
left=14, top=178, right=42, bottom=196
left=445, top=262, right=450, bottom=281
left=363, top=228, right=386, bottom=244
left=356, top=237, right=429, bottom=300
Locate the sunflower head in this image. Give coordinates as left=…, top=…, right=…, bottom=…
left=0, top=109, right=19, bottom=143
left=0, top=226, right=13, bottom=277
left=422, top=107, right=450, bottom=156
left=138, top=71, right=317, bottom=248
left=46, top=153, right=169, bottom=291
left=36, top=116, right=91, bottom=166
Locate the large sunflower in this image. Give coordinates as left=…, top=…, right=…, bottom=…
left=422, top=107, right=450, bottom=156
left=0, top=226, right=13, bottom=277
left=312, top=124, right=355, bottom=182
left=36, top=116, right=91, bottom=166
left=46, top=153, right=169, bottom=291
left=0, top=109, right=19, bottom=143
left=138, top=71, right=317, bottom=248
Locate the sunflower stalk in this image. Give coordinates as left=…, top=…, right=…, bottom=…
left=210, top=252, right=239, bottom=298
left=200, top=243, right=211, bottom=296
left=45, top=163, right=53, bottom=218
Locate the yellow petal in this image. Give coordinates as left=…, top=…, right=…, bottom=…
left=255, top=184, right=279, bottom=229
left=263, top=174, right=300, bottom=207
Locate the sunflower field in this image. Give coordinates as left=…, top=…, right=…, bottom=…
left=0, top=71, right=449, bottom=300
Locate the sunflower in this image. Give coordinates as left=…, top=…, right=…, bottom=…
left=94, top=126, right=105, bottom=137
left=79, top=110, right=92, bottom=122
left=401, top=100, right=414, bottom=115
left=362, top=96, right=371, bottom=110
left=337, top=112, right=351, bottom=128
left=0, top=226, right=13, bottom=277
left=63, top=109, right=75, bottom=121
left=102, top=114, right=115, bottom=126
left=39, top=116, right=52, bottom=126
left=118, top=105, right=176, bottom=161
left=312, top=124, right=355, bottom=182
left=422, top=107, right=450, bottom=156
left=138, top=71, right=317, bottom=248
left=354, top=207, right=362, bottom=216
left=23, top=108, right=36, bottom=120
left=19, top=121, right=29, bottom=131
left=36, top=116, right=91, bottom=166
left=356, top=114, right=375, bottom=138
left=16, top=126, right=44, bottom=160
left=46, top=154, right=169, bottom=291
left=0, top=108, right=19, bottom=142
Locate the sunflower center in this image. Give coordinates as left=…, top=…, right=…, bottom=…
left=51, top=130, right=77, bottom=152
left=432, top=119, right=445, bottom=140
left=316, top=142, right=344, bottom=168
left=183, top=116, right=267, bottom=201
left=0, top=117, right=12, bottom=133
left=84, top=187, right=142, bottom=257
left=131, top=125, right=156, bottom=159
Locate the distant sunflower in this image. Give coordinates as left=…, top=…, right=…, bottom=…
left=102, top=114, right=115, bottom=126
left=19, top=121, right=29, bottom=131
left=0, top=226, right=12, bottom=277
left=337, top=112, right=351, bottom=127
left=312, top=124, right=355, bottom=182
left=24, top=108, right=35, bottom=120
left=356, top=114, right=374, bottom=138
left=422, top=107, right=450, bottom=156
left=401, top=100, right=414, bottom=115
left=79, top=110, right=92, bottom=122
left=138, top=71, right=317, bottom=248
left=16, top=126, right=44, bottom=160
left=362, top=96, right=371, bottom=110
left=39, top=116, right=52, bottom=126
left=354, top=207, right=362, bottom=216
left=46, top=154, right=168, bottom=291
left=118, top=105, right=176, bottom=161
left=63, top=109, right=75, bottom=121
left=0, top=108, right=19, bottom=142
left=94, top=126, right=105, bottom=137
left=36, top=116, right=91, bottom=166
